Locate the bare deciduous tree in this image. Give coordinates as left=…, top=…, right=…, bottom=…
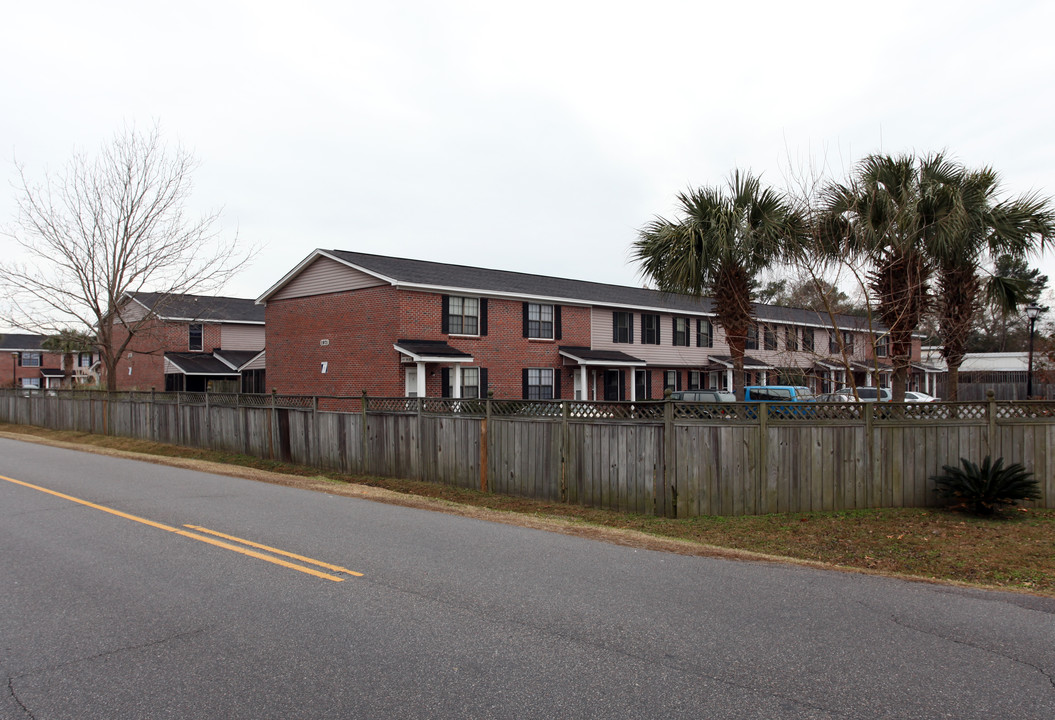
left=2, top=124, right=255, bottom=390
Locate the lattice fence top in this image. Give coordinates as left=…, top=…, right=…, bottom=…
left=5, top=388, right=1055, bottom=423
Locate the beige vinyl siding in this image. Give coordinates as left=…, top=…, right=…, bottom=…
left=591, top=308, right=724, bottom=365
left=590, top=308, right=872, bottom=367
left=271, top=257, right=386, bottom=300
left=220, top=324, right=266, bottom=351
left=243, top=351, right=266, bottom=371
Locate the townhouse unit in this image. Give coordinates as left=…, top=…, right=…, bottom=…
left=111, top=292, right=266, bottom=392
left=258, top=250, right=932, bottom=401
left=1, top=333, right=97, bottom=389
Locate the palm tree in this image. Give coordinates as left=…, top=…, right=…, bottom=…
left=632, top=171, right=808, bottom=400
left=818, top=153, right=961, bottom=401
left=931, top=168, right=1054, bottom=399
left=41, top=329, right=96, bottom=387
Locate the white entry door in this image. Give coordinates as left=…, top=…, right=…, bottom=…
left=405, top=366, right=418, bottom=397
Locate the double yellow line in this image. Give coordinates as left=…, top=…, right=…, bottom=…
left=0, top=474, right=363, bottom=582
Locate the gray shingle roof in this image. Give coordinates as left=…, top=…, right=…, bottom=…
left=0, top=334, right=44, bottom=351
left=164, top=352, right=241, bottom=375
left=128, top=292, right=265, bottom=324
left=327, top=250, right=876, bottom=331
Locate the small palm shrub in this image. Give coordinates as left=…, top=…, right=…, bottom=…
left=931, top=456, right=1041, bottom=516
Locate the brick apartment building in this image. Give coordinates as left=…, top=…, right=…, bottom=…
left=1, top=333, right=96, bottom=389
left=258, top=250, right=933, bottom=401
left=110, top=292, right=266, bottom=392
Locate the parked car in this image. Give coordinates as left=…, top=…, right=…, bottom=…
left=830, top=386, right=891, bottom=402
left=743, top=385, right=816, bottom=418
left=670, top=390, right=736, bottom=403
left=670, top=389, right=736, bottom=419
left=903, top=391, right=938, bottom=402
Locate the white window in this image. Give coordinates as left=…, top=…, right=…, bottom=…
left=448, top=296, right=479, bottom=335
left=21, top=377, right=41, bottom=389
left=526, top=368, right=554, bottom=400
left=461, top=367, right=480, bottom=398
left=20, top=352, right=41, bottom=367
left=527, top=303, right=553, bottom=339
left=189, top=323, right=203, bottom=351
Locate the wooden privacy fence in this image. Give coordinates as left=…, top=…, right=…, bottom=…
left=2, top=389, right=1053, bottom=517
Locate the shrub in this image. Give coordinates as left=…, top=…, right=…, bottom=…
left=931, top=456, right=1041, bottom=516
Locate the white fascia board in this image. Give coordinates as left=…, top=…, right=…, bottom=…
left=393, top=344, right=475, bottom=364
left=557, top=350, right=641, bottom=367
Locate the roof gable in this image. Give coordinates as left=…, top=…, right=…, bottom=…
left=127, top=292, right=265, bottom=324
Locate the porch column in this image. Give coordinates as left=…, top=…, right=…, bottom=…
left=760, top=370, right=768, bottom=386
left=866, top=371, right=873, bottom=387
left=726, top=368, right=733, bottom=392
left=416, top=361, right=426, bottom=398
left=453, top=364, right=462, bottom=399
left=629, top=367, right=637, bottom=402
left=579, top=366, right=588, bottom=401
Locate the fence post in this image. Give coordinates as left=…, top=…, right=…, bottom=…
left=312, top=395, right=320, bottom=467
left=661, top=395, right=675, bottom=517
left=360, top=391, right=369, bottom=474
left=560, top=399, right=569, bottom=503
left=205, top=390, right=211, bottom=450
left=987, top=389, right=997, bottom=456
left=480, top=393, right=491, bottom=493
left=757, top=402, right=768, bottom=514
left=150, top=387, right=157, bottom=442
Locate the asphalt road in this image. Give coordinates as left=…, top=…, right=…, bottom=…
left=1, top=436, right=1053, bottom=719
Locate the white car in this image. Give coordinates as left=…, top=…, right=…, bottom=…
left=903, top=391, right=939, bottom=402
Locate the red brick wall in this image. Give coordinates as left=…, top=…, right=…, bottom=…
left=0, top=350, right=64, bottom=388
left=110, top=320, right=223, bottom=390
left=265, top=287, right=593, bottom=398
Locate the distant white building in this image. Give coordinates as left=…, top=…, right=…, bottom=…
left=920, top=348, right=1049, bottom=400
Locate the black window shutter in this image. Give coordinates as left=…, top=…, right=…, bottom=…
left=441, top=295, right=450, bottom=334
left=629, top=314, right=634, bottom=343
left=553, top=369, right=561, bottom=399
left=554, top=305, right=562, bottom=340
left=655, top=316, right=661, bottom=345
left=522, top=368, right=530, bottom=399
left=522, top=302, right=529, bottom=338
left=613, top=314, right=618, bottom=343
left=646, top=370, right=653, bottom=399
left=480, top=368, right=489, bottom=397
left=480, top=299, right=488, bottom=336
left=441, top=368, right=451, bottom=398
left=619, top=370, right=626, bottom=401
left=676, top=371, right=683, bottom=391
left=672, top=317, right=677, bottom=345
left=640, top=316, right=646, bottom=344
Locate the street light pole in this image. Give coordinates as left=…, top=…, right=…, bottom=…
left=1026, top=304, right=1042, bottom=399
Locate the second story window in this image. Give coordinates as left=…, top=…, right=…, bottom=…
left=189, top=323, right=203, bottom=352
left=876, top=333, right=888, bottom=358
left=525, top=303, right=553, bottom=339
left=78, top=352, right=93, bottom=367
left=802, top=327, right=815, bottom=353
left=842, top=330, right=854, bottom=356
left=613, top=312, right=633, bottom=343
left=19, top=352, right=42, bottom=367
left=745, top=324, right=758, bottom=351
left=447, top=296, right=479, bottom=335
left=673, top=317, right=689, bottom=347
left=763, top=325, right=777, bottom=351
left=785, top=326, right=798, bottom=352
left=697, top=319, right=712, bottom=348
left=641, top=314, right=660, bottom=345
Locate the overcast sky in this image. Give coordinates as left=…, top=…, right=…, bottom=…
left=3, top=1, right=1054, bottom=308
